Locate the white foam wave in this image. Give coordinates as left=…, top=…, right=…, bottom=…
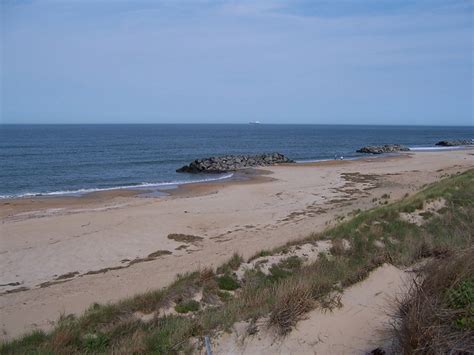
left=409, top=146, right=472, bottom=151
left=295, top=156, right=366, bottom=164
left=0, top=173, right=234, bottom=199
left=295, top=158, right=332, bottom=163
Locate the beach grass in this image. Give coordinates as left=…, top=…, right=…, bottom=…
left=391, top=247, right=474, bottom=353
left=1, top=169, right=472, bottom=354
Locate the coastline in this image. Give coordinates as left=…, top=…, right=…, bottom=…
left=1, top=145, right=470, bottom=202
left=0, top=147, right=447, bottom=201
left=0, top=151, right=409, bottom=219
left=0, top=168, right=271, bottom=220
left=0, top=149, right=473, bottom=340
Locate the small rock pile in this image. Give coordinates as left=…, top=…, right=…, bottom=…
left=435, top=140, right=473, bottom=147
left=176, top=153, right=294, bottom=173
left=356, top=144, right=410, bottom=154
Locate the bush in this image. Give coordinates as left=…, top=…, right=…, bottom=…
left=217, top=275, right=240, bottom=290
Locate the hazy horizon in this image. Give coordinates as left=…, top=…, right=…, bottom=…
left=1, top=1, right=473, bottom=126
left=1, top=122, right=473, bottom=127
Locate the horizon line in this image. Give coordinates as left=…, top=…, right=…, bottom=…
left=1, top=122, right=473, bottom=128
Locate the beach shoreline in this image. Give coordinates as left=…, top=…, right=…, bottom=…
left=0, top=146, right=470, bottom=204
left=0, top=153, right=406, bottom=219
left=0, top=149, right=473, bottom=340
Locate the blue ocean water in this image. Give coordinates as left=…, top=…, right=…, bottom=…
left=0, top=124, right=472, bottom=198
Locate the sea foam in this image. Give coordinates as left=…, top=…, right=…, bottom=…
left=0, top=173, right=234, bottom=199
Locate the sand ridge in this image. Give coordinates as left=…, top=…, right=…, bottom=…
left=211, top=263, right=413, bottom=354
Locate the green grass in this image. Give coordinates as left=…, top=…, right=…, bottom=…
left=1, top=169, right=472, bottom=354
left=279, top=256, right=302, bottom=270
left=446, top=279, right=474, bottom=310
left=217, top=275, right=240, bottom=291
left=247, top=249, right=273, bottom=262
left=265, top=256, right=303, bottom=283
left=82, top=332, right=109, bottom=353
left=419, top=211, right=434, bottom=220
left=215, top=253, right=243, bottom=274
left=446, top=279, right=474, bottom=330
left=0, top=330, right=48, bottom=354
left=175, top=300, right=200, bottom=314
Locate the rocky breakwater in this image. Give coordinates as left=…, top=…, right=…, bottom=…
left=356, top=144, right=410, bottom=154
left=435, top=140, right=473, bottom=147
left=176, top=153, right=294, bottom=173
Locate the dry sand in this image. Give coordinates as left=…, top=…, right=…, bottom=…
left=0, top=149, right=472, bottom=340
left=211, top=263, right=413, bottom=354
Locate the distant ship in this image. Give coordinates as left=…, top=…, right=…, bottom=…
left=249, top=121, right=261, bottom=125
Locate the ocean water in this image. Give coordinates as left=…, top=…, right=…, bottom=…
left=0, top=124, right=472, bottom=198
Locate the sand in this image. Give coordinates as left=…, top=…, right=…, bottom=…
left=211, top=263, right=413, bottom=354
left=0, top=149, right=473, bottom=340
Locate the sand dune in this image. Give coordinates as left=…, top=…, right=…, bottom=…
left=211, top=263, right=412, bottom=354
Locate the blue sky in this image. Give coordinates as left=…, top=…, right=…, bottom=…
left=1, top=0, right=473, bottom=125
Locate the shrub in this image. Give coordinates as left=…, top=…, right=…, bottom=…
left=217, top=275, right=240, bottom=291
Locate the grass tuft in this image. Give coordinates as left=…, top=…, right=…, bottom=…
left=391, top=248, right=474, bottom=353
left=216, top=253, right=243, bottom=274
left=269, top=279, right=314, bottom=335
left=175, top=300, right=200, bottom=314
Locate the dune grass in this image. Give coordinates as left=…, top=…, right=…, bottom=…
left=392, top=247, right=474, bottom=353
left=1, top=169, right=473, bottom=354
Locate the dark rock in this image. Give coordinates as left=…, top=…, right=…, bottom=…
left=435, top=139, right=473, bottom=147
left=176, top=153, right=294, bottom=173
left=356, top=144, right=410, bottom=154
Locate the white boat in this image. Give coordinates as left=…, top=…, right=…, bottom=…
left=249, top=121, right=261, bottom=125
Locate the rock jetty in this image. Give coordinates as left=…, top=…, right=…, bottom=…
left=356, top=144, right=410, bottom=154
left=435, top=140, right=473, bottom=147
left=176, top=153, right=294, bottom=173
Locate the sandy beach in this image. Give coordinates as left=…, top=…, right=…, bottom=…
left=1, top=149, right=473, bottom=340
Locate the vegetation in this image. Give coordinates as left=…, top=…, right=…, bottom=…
left=1, top=169, right=472, bottom=354
left=175, top=300, right=200, bottom=314
left=216, top=275, right=239, bottom=291
left=392, top=248, right=474, bottom=353
left=215, top=253, right=242, bottom=274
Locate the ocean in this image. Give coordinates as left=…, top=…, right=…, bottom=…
left=0, top=124, right=472, bottom=198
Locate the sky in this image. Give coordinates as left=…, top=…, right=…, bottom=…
left=0, top=0, right=473, bottom=125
